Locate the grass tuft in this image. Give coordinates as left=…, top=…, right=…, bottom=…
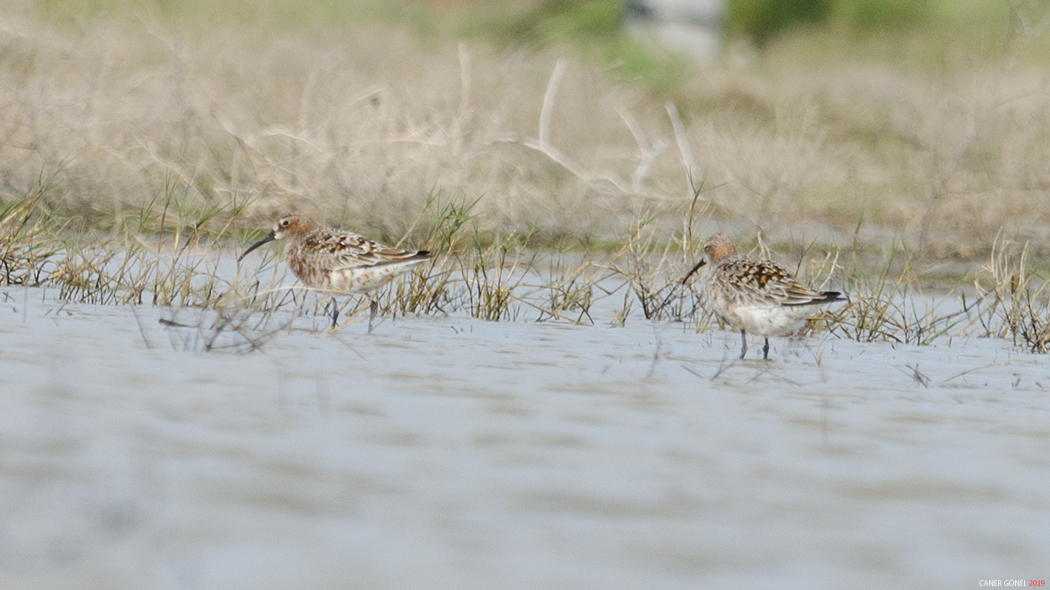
left=971, top=234, right=1050, bottom=353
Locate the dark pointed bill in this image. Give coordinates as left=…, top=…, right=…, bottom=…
left=237, top=230, right=276, bottom=262
left=681, top=259, right=707, bottom=284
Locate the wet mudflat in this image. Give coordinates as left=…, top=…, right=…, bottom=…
left=0, top=287, right=1047, bottom=589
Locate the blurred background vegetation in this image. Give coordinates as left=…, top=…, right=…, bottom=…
left=18, top=0, right=1046, bottom=101
left=4, top=0, right=1050, bottom=344
left=22, top=0, right=1032, bottom=56
left=4, top=0, right=1050, bottom=268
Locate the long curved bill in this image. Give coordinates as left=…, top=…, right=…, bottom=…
left=681, top=259, right=707, bottom=285
left=237, top=230, right=276, bottom=262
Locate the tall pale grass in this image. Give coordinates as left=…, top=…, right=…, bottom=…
left=4, top=6, right=1050, bottom=256
left=3, top=3, right=1050, bottom=352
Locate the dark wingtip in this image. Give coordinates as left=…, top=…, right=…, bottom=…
left=781, top=290, right=846, bottom=307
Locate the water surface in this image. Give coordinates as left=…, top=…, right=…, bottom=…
left=0, top=287, right=1047, bottom=589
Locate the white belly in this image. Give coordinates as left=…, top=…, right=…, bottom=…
left=719, top=304, right=814, bottom=337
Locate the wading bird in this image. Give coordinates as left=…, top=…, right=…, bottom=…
left=683, top=233, right=843, bottom=359
left=239, top=213, right=431, bottom=332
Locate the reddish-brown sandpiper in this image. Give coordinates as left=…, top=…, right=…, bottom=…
left=684, top=233, right=843, bottom=359
left=239, top=213, right=431, bottom=332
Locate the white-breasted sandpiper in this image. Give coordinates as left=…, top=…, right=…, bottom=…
left=684, top=233, right=843, bottom=359
left=239, top=213, right=431, bottom=332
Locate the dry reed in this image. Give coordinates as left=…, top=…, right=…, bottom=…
left=3, top=3, right=1050, bottom=352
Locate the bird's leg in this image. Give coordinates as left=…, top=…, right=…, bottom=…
left=739, top=330, right=748, bottom=359
left=329, top=296, right=339, bottom=329
left=762, top=338, right=770, bottom=360
left=367, top=299, right=378, bottom=334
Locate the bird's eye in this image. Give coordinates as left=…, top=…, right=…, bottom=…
left=280, top=219, right=290, bottom=226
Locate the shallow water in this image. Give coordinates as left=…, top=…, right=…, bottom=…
left=1, top=287, right=1047, bottom=589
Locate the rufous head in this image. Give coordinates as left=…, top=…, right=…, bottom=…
left=238, top=213, right=313, bottom=262
left=272, top=213, right=312, bottom=240
left=683, top=233, right=739, bottom=284
left=703, top=233, right=738, bottom=264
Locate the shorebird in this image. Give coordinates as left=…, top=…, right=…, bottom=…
left=683, top=233, right=843, bottom=360
left=238, top=213, right=431, bottom=332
